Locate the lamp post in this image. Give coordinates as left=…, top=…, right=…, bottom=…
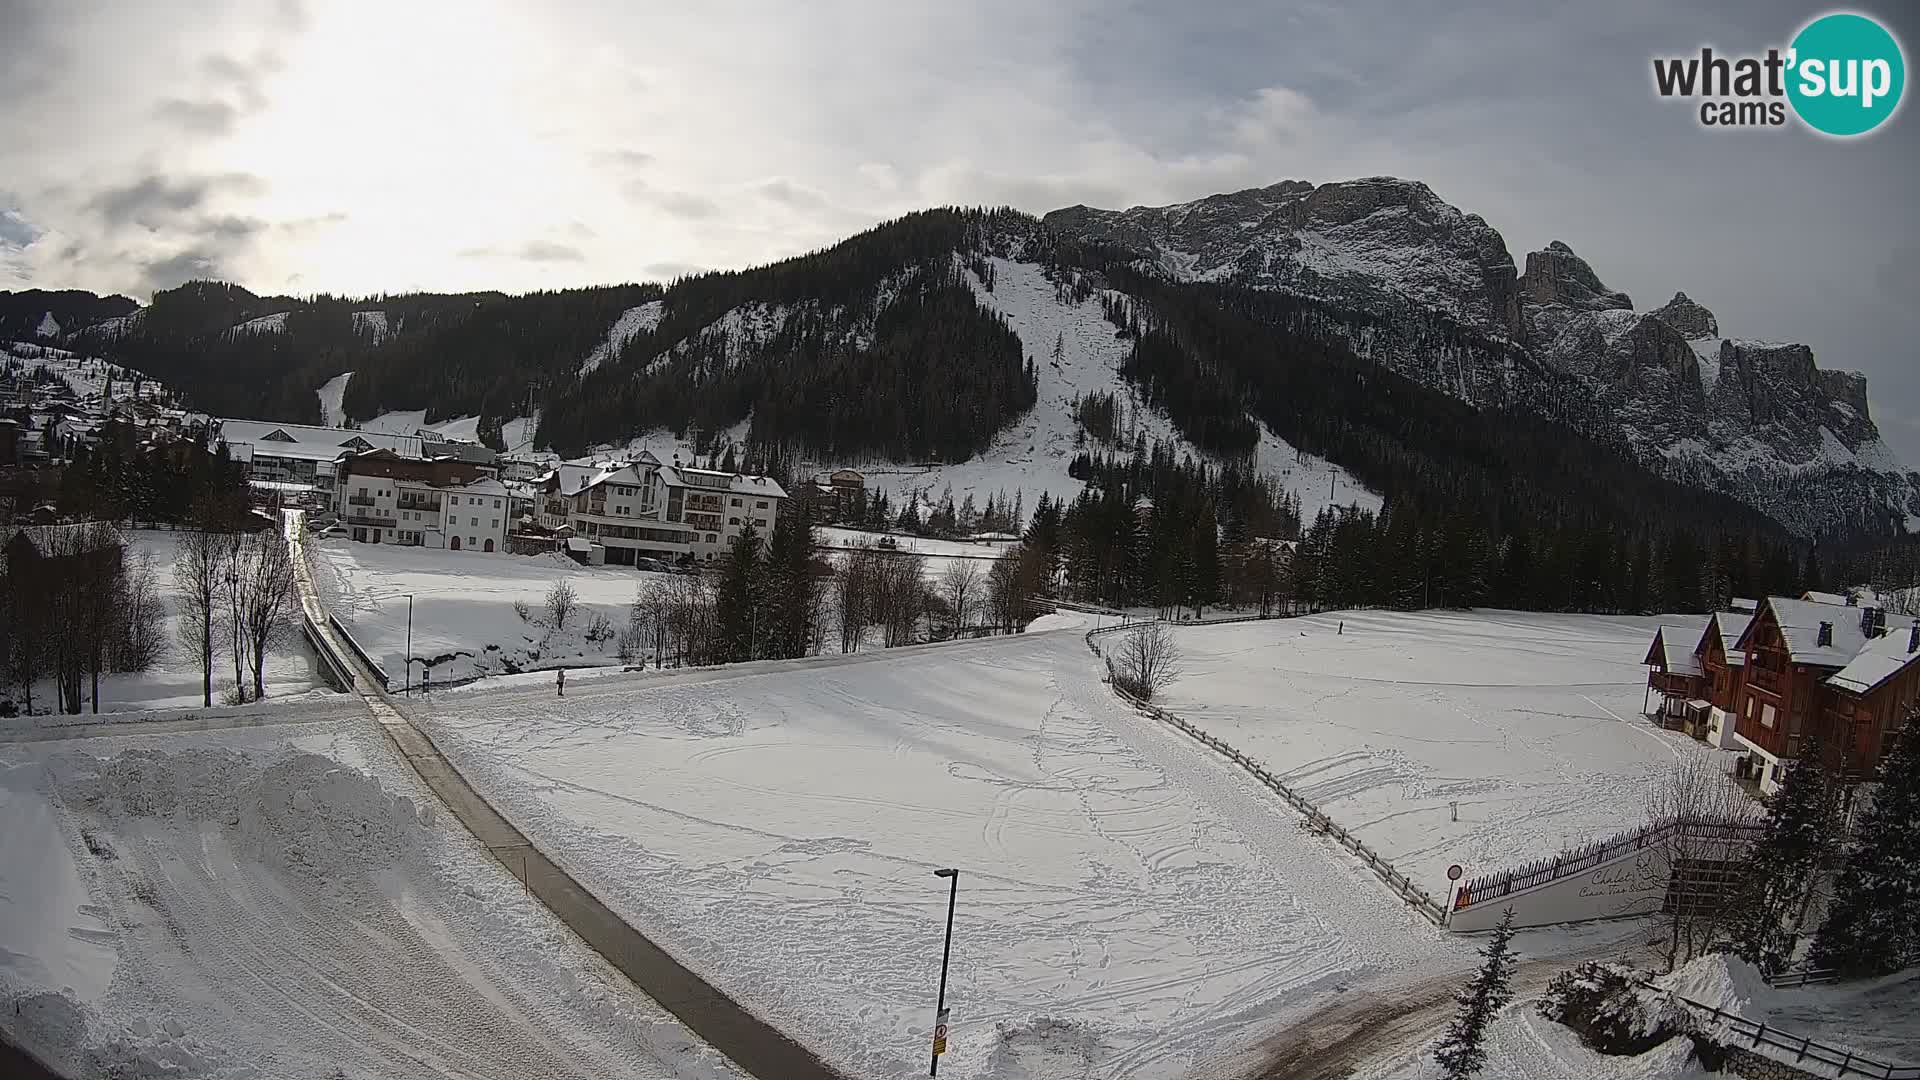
left=404, top=594, right=414, bottom=694
left=929, top=868, right=958, bottom=1076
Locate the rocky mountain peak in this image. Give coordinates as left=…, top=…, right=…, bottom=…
left=1518, top=241, right=1632, bottom=313
left=1648, top=291, right=1719, bottom=339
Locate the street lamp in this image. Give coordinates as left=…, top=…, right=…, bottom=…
left=929, top=868, right=958, bottom=1076
left=404, top=593, right=414, bottom=694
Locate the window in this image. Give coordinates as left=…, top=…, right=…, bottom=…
left=493, top=499, right=501, bottom=509
left=1761, top=704, right=1777, bottom=729
left=705, top=533, right=717, bottom=543
left=490, top=519, right=499, bottom=529
left=470, top=517, right=479, bottom=527
left=754, top=518, right=766, bottom=528
left=469, top=536, right=477, bottom=548
left=728, top=517, right=740, bottom=526
left=756, top=500, right=767, bottom=509
left=357, top=487, right=367, bottom=497
left=731, top=497, right=741, bottom=507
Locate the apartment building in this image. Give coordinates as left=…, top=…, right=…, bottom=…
left=334, top=449, right=510, bottom=553
left=535, top=451, right=786, bottom=565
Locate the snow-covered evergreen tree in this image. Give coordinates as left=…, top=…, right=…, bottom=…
left=1809, top=712, right=1920, bottom=976
left=1434, top=908, right=1518, bottom=1079
left=1729, top=733, right=1840, bottom=975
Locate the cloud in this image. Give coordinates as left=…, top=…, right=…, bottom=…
left=643, top=261, right=708, bottom=280
left=459, top=241, right=588, bottom=263
left=0, top=206, right=42, bottom=249
left=593, top=149, right=654, bottom=172
left=154, top=97, right=241, bottom=135
left=86, top=173, right=266, bottom=228
left=141, top=248, right=230, bottom=291
left=622, top=177, right=720, bottom=220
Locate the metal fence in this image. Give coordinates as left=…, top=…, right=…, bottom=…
left=327, top=614, right=390, bottom=689
left=300, top=611, right=356, bottom=693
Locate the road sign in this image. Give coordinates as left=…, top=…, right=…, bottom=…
left=932, top=1008, right=950, bottom=1056
left=1447, top=864, right=1464, bottom=881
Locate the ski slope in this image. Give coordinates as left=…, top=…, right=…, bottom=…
left=415, top=618, right=1469, bottom=1080
left=1154, top=610, right=1720, bottom=890
left=316, top=370, right=352, bottom=427
left=0, top=720, right=744, bottom=1080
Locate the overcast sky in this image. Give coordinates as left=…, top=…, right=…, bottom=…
left=2, top=0, right=1916, bottom=460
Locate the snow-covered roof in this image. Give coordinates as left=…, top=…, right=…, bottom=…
left=217, top=418, right=422, bottom=462
left=454, top=477, right=508, bottom=497
left=1749, top=597, right=1874, bottom=668
left=1653, top=626, right=1703, bottom=676
left=1826, top=621, right=1920, bottom=696
left=1801, top=590, right=1850, bottom=606
left=1706, top=611, right=1753, bottom=667
left=658, top=465, right=788, bottom=500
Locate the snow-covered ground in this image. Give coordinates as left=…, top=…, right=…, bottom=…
left=14, top=530, right=323, bottom=716
left=1359, top=1003, right=1711, bottom=1080
left=306, top=538, right=674, bottom=685
left=1154, top=610, right=1720, bottom=892
left=1658, top=955, right=1920, bottom=1068
left=580, top=301, right=665, bottom=377
left=0, top=717, right=745, bottom=1080
left=413, top=620, right=1484, bottom=1079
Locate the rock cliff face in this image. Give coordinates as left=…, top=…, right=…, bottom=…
left=1045, top=178, right=1916, bottom=537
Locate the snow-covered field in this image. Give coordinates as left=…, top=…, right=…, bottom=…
left=1153, top=610, right=1720, bottom=892
left=2, top=342, right=171, bottom=410
left=306, top=538, right=674, bottom=685
left=414, top=618, right=1481, bottom=1079
left=0, top=718, right=744, bottom=1080
left=16, top=530, right=322, bottom=715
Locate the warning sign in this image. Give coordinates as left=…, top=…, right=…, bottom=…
left=931, top=1007, right=950, bottom=1056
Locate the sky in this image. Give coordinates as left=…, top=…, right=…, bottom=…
left=2, top=0, right=1917, bottom=460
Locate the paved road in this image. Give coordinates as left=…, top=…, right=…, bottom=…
left=289, top=520, right=850, bottom=1080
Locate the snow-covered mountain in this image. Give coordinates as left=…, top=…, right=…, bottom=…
left=1044, top=177, right=1915, bottom=537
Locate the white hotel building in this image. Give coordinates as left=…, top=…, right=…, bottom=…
left=536, top=451, right=787, bottom=565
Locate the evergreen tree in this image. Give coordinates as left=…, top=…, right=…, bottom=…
left=1434, top=908, right=1518, bottom=1079
left=1728, top=734, right=1840, bottom=975
left=1809, top=711, right=1920, bottom=976
left=715, top=523, right=761, bottom=662
left=760, top=490, right=820, bottom=659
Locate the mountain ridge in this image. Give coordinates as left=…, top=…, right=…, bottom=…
left=2, top=178, right=1909, bottom=541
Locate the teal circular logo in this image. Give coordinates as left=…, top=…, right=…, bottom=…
left=1787, top=13, right=1906, bottom=136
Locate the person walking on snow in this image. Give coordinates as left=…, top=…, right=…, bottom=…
left=556, top=667, right=565, bottom=697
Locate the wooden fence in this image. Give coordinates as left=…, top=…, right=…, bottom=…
left=1647, top=983, right=1919, bottom=1079
left=1084, top=616, right=1448, bottom=925
left=1455, top=816, right=1764, bottom=910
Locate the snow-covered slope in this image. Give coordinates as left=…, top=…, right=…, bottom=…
left=351, top=309, right=390, bottom=345
left=3, top=341, right=174, bottom=409
left=315, top=371, right=351, bottom=428
left=228, top=311, right=289, bottom=336
left=1046, top=178, right=1915, bottom=536
left=578, top=300, right=663, bottom=377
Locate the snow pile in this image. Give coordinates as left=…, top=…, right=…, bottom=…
left=0, top=763, right=116, bottom=1000
left=1656, top=954, right=1772, bottom=1016
left=62, top=748, right=429, bottom=881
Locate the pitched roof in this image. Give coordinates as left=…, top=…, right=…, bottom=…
left=1801, top=590, right=1850, bottom=606
left=1705, top=611, right=1753, bottom=667
left=1827, top=620, right=1920, bottom=696
left=1749, top=596, right=1873, bottom=668
left=1654, top=625, right=1704, bottom=676
left=658, top=465, right=788, bottom=499
left=216, top=418, right=421, bottom=462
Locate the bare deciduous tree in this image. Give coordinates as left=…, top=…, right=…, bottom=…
left=1109, top=622, right=1182, bottom=701
left=1644, top=754, right=1760, bottom=972
left=115, top=550, right=168, bottom=673
left=174, top=512, right=232, bottom=709
left=836, top=549, right=882, bottom=653
left=545, top=580, right=580, bottom=629
left=873, top=553, right=928, bottom=647
left=236, top=528, right=299, bottom=702
left=941, top=560, right=982, bottom=634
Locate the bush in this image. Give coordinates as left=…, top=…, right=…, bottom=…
left=512, top=599, right=531, bottom=623
left=584, top=611, right=615, bottom=644
left=1538, top=962, right=1695, bottom=1057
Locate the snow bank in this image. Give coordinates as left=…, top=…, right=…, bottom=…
left=0, top=763, right=115, bottom=1002
left=1657, top=955, right=1771, bottom=1016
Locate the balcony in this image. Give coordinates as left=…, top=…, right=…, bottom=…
left=397, top=498, right=442, bottom=513
left=345, top=512, right=395, bottom=527
left=347, top=494, right=378, bottom=507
